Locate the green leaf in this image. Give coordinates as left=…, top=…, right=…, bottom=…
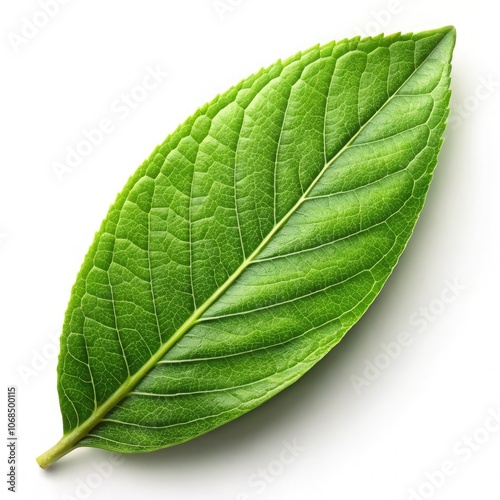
left=37, top=26, right=455, bottom=468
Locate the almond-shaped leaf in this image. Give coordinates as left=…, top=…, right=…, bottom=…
left=37, top=26, right=456, bottom=468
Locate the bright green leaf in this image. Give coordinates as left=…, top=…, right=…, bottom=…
left=37, top=26, right=456, bottom=468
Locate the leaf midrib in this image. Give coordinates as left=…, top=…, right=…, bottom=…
left=60, top=31, right=450, bottom=450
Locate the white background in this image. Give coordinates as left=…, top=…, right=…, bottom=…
left=1, top=1, right=499, bottom=499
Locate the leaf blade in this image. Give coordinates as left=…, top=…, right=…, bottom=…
left=39, top=26, right=455, bottom=466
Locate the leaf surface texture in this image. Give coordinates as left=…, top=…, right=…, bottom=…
left=51, top=27, right=455, bottom=457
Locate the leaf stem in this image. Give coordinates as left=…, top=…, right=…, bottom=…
left=36, top=436, right=77, bottom=469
